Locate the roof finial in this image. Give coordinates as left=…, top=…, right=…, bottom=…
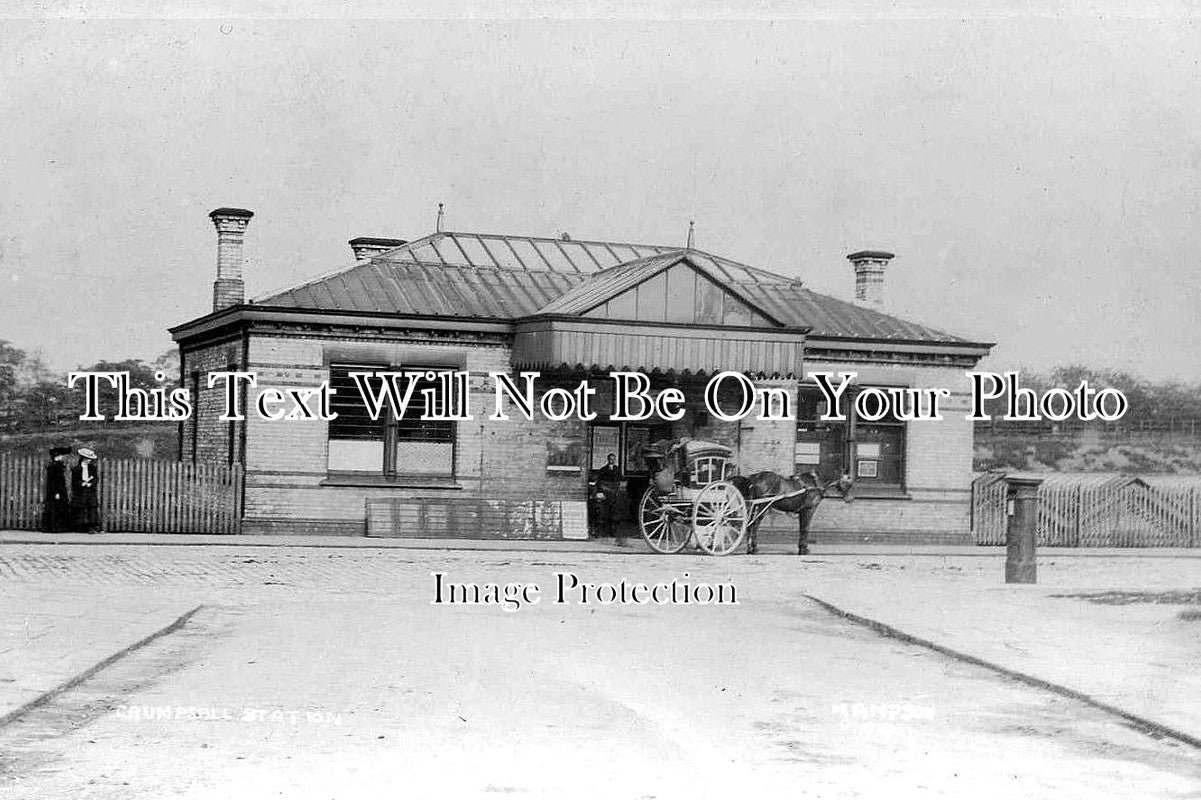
left=686, top=220, right=695, bottom=249
left=436, top=202, right=444, bottom=233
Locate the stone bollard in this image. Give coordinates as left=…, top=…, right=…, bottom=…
left=1005, top=475, right=1043, bottom=584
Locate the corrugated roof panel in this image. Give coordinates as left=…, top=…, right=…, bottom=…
left=314, top=277, right=343, bottom=309
left=520, top=272, right=561, bottom=312
left=336, top=269, right=376, bottom=311
left=513, top=270, right=554, bottom=309
left=540, top=272, right=586, bottom=312
left=436, top=269, right=479, bottom=313
left=437, top=266, right=482, bottom=314
left=402, top=266, right=448, bottom=313
left=734, top=283, right=779, bottom=318
left=470, top=269, right=514, bottom=315
left=367, top=263, right=408, bottom=313
left=356, top=267, right=394, bottom=311
left=276, top=285, right=305, bottom=308
left=386, top=270, right=421, bottom=315
left=477, top=270, right=522, bottom=317
left=380, top=269, right=420, bottom=314
left=426, top=269, right=466, bottom=313
left=496, top=270, right=539, bottom=313
left=347, top=266, right=381, bottom=313
left=421, top=262, right=465, bottom=310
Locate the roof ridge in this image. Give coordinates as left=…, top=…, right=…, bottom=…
left=375, top=257, right=599, bottom=276
left=534, top=250, right=788, bottom=327
left=440, top=231, right=799, bottom=283
left=685, top=249, right=801, bottom=284
left=443, top=230, right=679, bottom=253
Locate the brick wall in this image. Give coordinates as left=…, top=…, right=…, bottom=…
left=768, top=360, right=977, bottom=544
left=180, top=339, right=245, bottom=465
left=736, top=378, right=800, bottom=476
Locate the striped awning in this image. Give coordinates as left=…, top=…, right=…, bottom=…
left=512, top=318, right=806, bottom=376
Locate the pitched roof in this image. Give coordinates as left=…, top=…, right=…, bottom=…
left=534, top=250, right=784, bottom=326
left=255, top=231, right=972, bottom=343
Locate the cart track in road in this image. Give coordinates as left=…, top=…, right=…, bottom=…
left=804, top=592, right=1201, bottom=752
left=0, top=606, right=236, bottom=790
left=0, top=605, right=205, bottom=730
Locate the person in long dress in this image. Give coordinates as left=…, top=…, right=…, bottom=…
left=70, top=447, right=101, bottom=533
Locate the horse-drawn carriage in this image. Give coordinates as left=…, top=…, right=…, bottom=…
left=637, top=438, right=852, bottom=556
left=637, top=439, right=750, bottom=556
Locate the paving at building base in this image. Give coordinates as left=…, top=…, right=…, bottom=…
left=1, top=541, right=1199, bottom=799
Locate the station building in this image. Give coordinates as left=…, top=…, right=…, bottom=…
left=169, top=208, right=992, bottom=543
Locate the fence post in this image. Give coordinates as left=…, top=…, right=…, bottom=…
left=1186, top=485, right=1196, bottom=547
left=1073, top=484, right=1083, bottom=547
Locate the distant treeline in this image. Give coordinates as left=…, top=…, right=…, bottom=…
left=0, top=339, right=177, bottom=435
left=974, top=366, right=1201, bottom=430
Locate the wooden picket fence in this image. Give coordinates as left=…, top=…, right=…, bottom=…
left=0, top=454, right=242, bottom=534
left=972, top=472, right=1201, bottom=547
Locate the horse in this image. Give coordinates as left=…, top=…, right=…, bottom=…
left=731, top=471, right=853, bottom=555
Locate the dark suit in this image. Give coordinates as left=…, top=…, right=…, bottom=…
left=42, top=460, right=71, bottom=532
left=592, top=464, right=624, bottom=543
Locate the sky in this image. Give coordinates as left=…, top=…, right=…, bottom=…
left=1, top=2, right=1199, bottom=381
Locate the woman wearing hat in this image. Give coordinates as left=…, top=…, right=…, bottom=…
left=42, top=447, right=73, bottom=532
left=71, top=448, right=101, bottom=533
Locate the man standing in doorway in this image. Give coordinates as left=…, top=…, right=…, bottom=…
left=592, top=452, right=626, bottom=547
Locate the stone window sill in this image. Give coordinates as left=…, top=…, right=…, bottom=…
left=320, top=473, right=463, bottom=489
left=831, top=486, right=912, bottom=500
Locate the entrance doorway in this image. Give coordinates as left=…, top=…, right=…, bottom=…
left=588, top=422, right=671, bottom=537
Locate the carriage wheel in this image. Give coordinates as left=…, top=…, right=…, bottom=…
left=691, top=481, right=749, bottom=556
left=638, top=487, right=691, bottom=554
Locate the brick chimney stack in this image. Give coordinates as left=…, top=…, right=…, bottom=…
left=348, top=237, right=407, bottom=261
left=847, top=250, right=895, bottom=307
left=210, top=208, right=254, bottom=312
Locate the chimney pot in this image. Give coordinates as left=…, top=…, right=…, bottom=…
left=847, top=250, right=895, bottom=307
left=348, top=237, right=408, bottom=260
left=210, top=208, right=254, bottom=312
